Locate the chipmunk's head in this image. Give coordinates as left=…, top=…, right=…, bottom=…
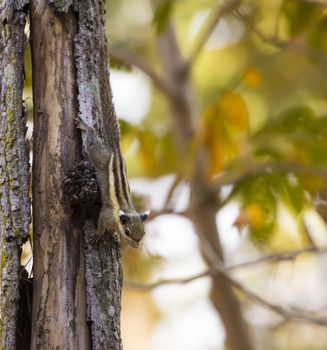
left=119, top=210, right=150, bottom=248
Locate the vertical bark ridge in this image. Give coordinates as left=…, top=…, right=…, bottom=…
left=74, top=0, right=123, bottom=348
left=0, top=2, right=30, bottom=349
left=30, top=1, right=89, bottom=348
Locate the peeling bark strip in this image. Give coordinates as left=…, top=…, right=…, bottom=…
left=74, top=0, right=123, bottom=348
left=29, top=1, right=90, bottom=348
left=0, top=1, right=30, bottom=349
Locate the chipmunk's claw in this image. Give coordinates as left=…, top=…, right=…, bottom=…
left=74, top=116, right=85, bottom=130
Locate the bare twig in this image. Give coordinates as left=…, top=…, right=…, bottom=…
left=147, top=208, right=189, bottom=221
left=109, top=47, right=173, bottom=97
left=235, top=9, right=327, bottom=61
left=227, top=247, right=327, bottom=270
left=125, top=246, right=327, bottom=326
left=162, top=175, right=183, bottom=209
left=227, top=270, right=327, bottom=326
left=187, top=0, right=242, bottom=67
left=124, top=269, right=211, bottom=291
left=200, top=237, right=327, bottom=327
left=125, top=247, right=327, bottom=290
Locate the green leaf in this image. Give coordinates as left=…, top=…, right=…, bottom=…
left=269, top=174, right=307, bottom=214
left=137, top=128, right=177, bottom=177
left=153, top=0, right=173, bottom=33
left=252, top=105, right=327, bottom=166
left=261, top=105, right=316, bottom=135
left=282, top=0, right=321, bottom=36
left=233, top=172, right=310, bottom=243
left=309, top=17, right=327, bottom=50
left=119, top=119, right=134, bottom=136
left=235, top=175, right=277, bottom=243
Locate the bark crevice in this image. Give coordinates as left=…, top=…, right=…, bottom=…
left=30, top=1, right=89, bottom=348
left=0, top=2, right=30, bottom=349
left=74, top=0, right=123, bottom=348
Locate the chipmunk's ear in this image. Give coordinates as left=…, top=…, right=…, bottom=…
left=140, top=210, right=150, bottom=222
left=119, top=210, right=129, bottom=224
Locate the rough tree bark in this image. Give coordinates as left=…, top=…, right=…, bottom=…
left=74, top=0, right=123, bottom=348
left=29, top=1, right=90, bottom=348
left=156, top=24, right=254, bottom=350
left=0, top=1, right=30, bottom=349
left=30, top=0, right=123, bottom=348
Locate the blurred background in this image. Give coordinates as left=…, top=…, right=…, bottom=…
left=24, top=0, right=327, bottom=349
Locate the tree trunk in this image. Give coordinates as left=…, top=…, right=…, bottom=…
left=74, top=0, right=123, bottom=348
left=30, top=0, right=123, bottom=348
left=191, top=171, right=254, bottom=350
left=156, top=23, right=254, bottom=350
left=0, top=2, right=30, bottom=349
left=29, top=1, right=90, bottom=348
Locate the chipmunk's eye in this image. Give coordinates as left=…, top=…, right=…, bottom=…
left=140, top=210, right=150, bottom=222
left=125, top=228, right=131, bottom=237
left=119, top=210, right=129, bottom=225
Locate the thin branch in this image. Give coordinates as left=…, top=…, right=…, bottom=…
left=226, top=269, right=327, bottom=326
left=147, top=208, right=189, bottom=221
left=124, top=269, right=211, bottom=291
left=146, top=176, right=186, bottom=221
left=227, top=247, right=327, bottom=270
left=109, top=47, right=173, bottom=97
left=187, top=0, right=242, bottom=67
left=125, top=246, right=327, bottom=326
left=211, top=160, right=327, bottom=190
left=200, top=237, right=327, bottom=327
left=125, top=247, right=327, bottom=290
left=235, top=9, right=327, bottom=61
left=162, top=175, right=183, bottom=209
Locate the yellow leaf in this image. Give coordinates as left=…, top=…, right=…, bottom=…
left=218, top=91, right=249, bottom=132
left=242, top=67, right=262, bottom=88
left=199, top=92, right=250, bottom=178
left=246, top=204, right=266, bottom=229
left=137, top=130, right=158, bottom=176
left=234, top=204, right=266, bottom=230
left=200, top=104, right=225, bottom=177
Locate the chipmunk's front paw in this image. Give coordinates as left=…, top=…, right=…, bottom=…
left=112, top=231, right=121, bottom=244
left=74, top=116, right=81, bottom=127
left=74, top=116, right=87, bottom=130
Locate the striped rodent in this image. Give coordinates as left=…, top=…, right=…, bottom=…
left=76, top=118, right=149, bottom=248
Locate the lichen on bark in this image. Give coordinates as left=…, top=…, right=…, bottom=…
left=0, top=1, right=30, bottom=349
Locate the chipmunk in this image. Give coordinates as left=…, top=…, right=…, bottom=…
left=76, top=118, right=149, bottom=248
